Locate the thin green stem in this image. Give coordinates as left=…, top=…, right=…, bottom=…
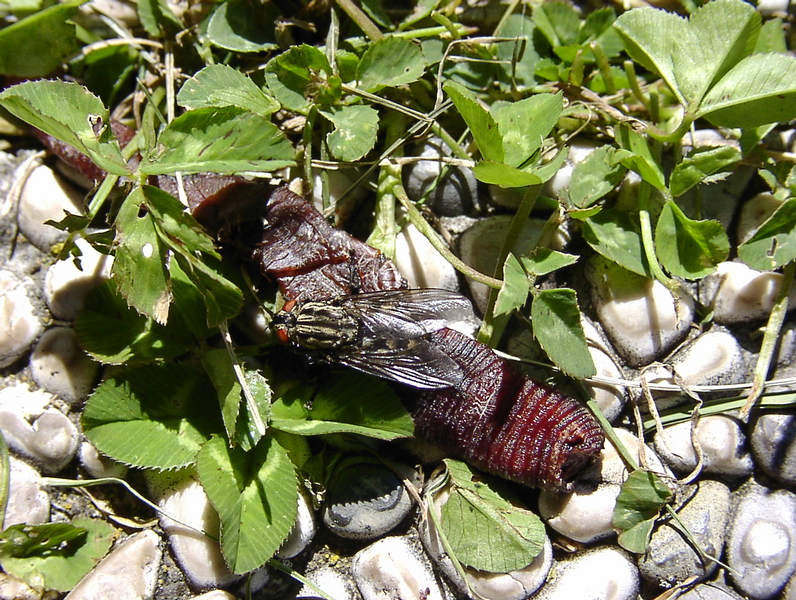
left=477, top=186, right=540, bottom=344
left=624, top=60, right=650, bottom=111
left=741, top=260, right=795, bottom=419
left=591, top=41, right=615, bottom=94
left=335, top=0, right=382, bottom=40
left=638, top=184, right=679, bottom=294
left=393, top=181, right=502, bottom=289
left=0, top=432, right=8, bottom=530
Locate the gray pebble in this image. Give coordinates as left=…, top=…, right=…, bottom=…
left=737, top=192, right=782, bottom=245
left=535, top=547, right=639, bottom=600
left=65, top=530, right=162, bottom=600
left=581, top=319, right=627, bottom=422
left=654, top=415, right=753, bottom=478
left=403, top=137, right=479, bottom=217
left=750, top=412, right=796, bottom=485
left=5, top=455, right=50, bottom=527
left=676, top=580, right=744, bottom=600
left=639, top=480, right=731, bottom=587
left=17, top=165, right=84, bottom=251
left=351, top=536, right=444, bottom=600
left=727, top=480, right=796, bottom=599
left=700, top=261, right=796, bottom=324
left=671, top=330, right=747, bottom=387
left=586, top=255, right=694, bottom=367
left=323, top=460, right=417, bottom=541
left=78, top=441, right=127, bottom=479
left=29, top=327, right=98, bottom=405
left=187, top=592, right=237, bottom=600
left=0, top=269, right=44, bottom=368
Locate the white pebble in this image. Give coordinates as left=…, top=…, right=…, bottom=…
left=78, top=441, right=128, bottom=479
left=276, top=489, right=317, bottom=559
left=44, top=237, right=113, bottom=320
left=654, top=415, right=753, bottom=477
left=540, top=428, right=671, bottom=544
left=757, top=0, right=790, bottom=15
left=0, top=573, right=44, bottom=600
left=17, top=165, right=84, bottom=251
left=544, top=141, right=599, bottom=198
left=535, top=547, right=639, bottom=600
left=0, top=407, right=79, bottom=473
left=700, top=261, right=796, bottom=324
left=5, top=456, right=50, bottom=527
left=671, top=330, right=746, bottom=386
left=0, top=382, right=54, bottom=417
left=351, top=536, right=443, bottom=600
left=0, top=269, right=44, bottom=368
left=581, top=319, right=626, bottom=422
left=420, top=486, right=552, bottom=599
left=459, top=215, right=564, bottom=313
left=737, top=192, right=782, bottom=245
left=587, top=257, right=694, bottom=367
left=155, top=476, right=238, bottom=588
left=296, top=567, right=357, bottom=600
left=29, top=327, right=98, bottom=405
left=188, top=592, right=237, bottom=600
left=65, top=530, right=162, bottom=600
left=394, top=224, right=459, bottom=292
left=727, top=482, right=796, bottom=599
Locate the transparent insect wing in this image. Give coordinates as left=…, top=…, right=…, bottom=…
left=338, top=289, right=479, bottom=336
left=335, top=339, right=465, bottom=389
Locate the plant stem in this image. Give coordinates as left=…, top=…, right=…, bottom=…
left=0, top=432, right=8, bottom=530
left=335, top=0, right=382, bottom=40
left=637, top=183, right=680, bottom=295
left=741, top=260, right=795, bottom=419
left=478, top=186, right=540, bottom=344
left=392, top=180, right=502, bottom=289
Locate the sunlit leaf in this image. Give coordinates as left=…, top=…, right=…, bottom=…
left=531, top=288, right=595, bottom=378
left=494, top=253, right=529, bottom=317
left=320, top=105, right=379, bottom=162
left=738, top=198, right=796, bottom=271
left=357, top=36, right=426, bottom=92
left=613, top=470, right=672, bottom=553
left=177, top=64, right=279, bottom=117
left=444, top=81, right=503, bottom=163
left=669, top=145, right=742, bottom=197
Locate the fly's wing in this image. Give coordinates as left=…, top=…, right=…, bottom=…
left=337, top=289, right=479, bottom=335
left=334, top=338, right=465, bottom=389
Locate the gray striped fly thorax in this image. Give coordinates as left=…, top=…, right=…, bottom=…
left=292, top=302, right=359, bottom=349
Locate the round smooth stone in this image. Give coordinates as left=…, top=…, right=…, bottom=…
left=670, top=330, right=747, bottom=387
left=44, top=237, right=113, bottom=320
left=540, top=428, right=671, bottom=544
left=676, top=581, right=744, bottom=600
left=323, top=460, right=417, bottom=541
left=639, top=480, right=731, bottom=586
left=727, top=480, right=796, bottom=599
left=750, top=412, right=796, bottom=485
left=188, top=592, right=237, bottom=600
left=700, top=261, right=796, bottom=324
left=0, top=269, right=44, bottom=369
left=78, top=441, right=128, bottom=479
left=586, top=256, right=694, bottom=367
left=0, top=573, right=44, bottom=600
left=581, top=319, right=627, bottom=422
left=737, top=192, right=782, bottom=245
left=654, top=415, right=753, bottom=477
left=403, top=137, right=479, bottom=217
left=65, top=530, right=162, bottom=600
left=420, top=485, right=552, bottom=600
left=5, top=456, right=50, bottom=527
left=393, top=223, right=460, bottom=292
left=296, top=567, right=357, bottom=600
left=17, top=164, right=84, bottom=251
left=459, top=215, right=566, bottom=313
left=29, top=327, right=98, bottom=406
left=276, top=490, right=317, bottom=559
left=543, top=140, right=599, bottom=199
left=535, top=547, right=639, bottom=600
left=0, top=406, right=79, bottom=474
left=351, top=536, right=444, bottom=600
left=155, top=476, right=238, bottom=589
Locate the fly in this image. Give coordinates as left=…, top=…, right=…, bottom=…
left=271, top=289, right=480, bottom=389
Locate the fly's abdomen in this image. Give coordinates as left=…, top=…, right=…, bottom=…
left=292, top=303, right=358, bottom=350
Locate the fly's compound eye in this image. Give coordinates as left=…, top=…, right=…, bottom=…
left=275, top=326, right=290, bottom=344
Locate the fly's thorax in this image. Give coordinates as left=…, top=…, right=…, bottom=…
left=291, top=302, right=359, bottom=349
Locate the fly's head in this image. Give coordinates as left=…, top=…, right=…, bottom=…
left=271, top=304, right=298, bottom=345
